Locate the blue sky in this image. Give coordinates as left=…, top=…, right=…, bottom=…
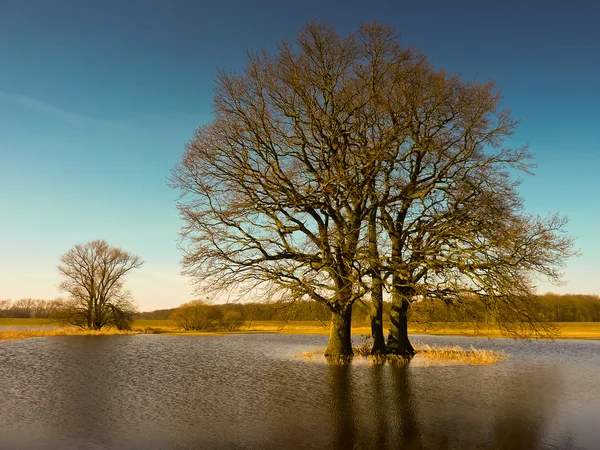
left=1, top=0, right=598, bottom=310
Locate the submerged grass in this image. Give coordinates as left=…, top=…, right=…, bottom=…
left=296, top=339, right=506, bottom=367
left=414, top=342, right=507, bottom=365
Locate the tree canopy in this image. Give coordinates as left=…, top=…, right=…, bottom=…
left=172, top=22, right=575, bottom=357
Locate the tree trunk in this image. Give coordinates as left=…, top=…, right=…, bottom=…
left=368, top=206, right=387, bottom=354
left=387, top=283, right=415, bottom=357
left=325, top=306, right=354, bottom=357
left=370, top=276, right=387, bottom=354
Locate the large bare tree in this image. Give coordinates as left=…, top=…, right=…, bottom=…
left=374, top=63, right=575, bottom=355
left=57, top=240, right=143, bottom=330
left=172, top=23, right=419, bottom=356
left=172, top=22, right=574, bottom=357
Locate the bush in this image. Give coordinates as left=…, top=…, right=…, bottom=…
left=170, top=300, right=220, bottom=331
left=221, top=310, right=243, bottom=331
left=169, top=300, right=244, bottom=331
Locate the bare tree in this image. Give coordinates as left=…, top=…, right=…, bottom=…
left=0, top=299, right=12, bottom=318
left=172, top=22, right=574, bottom=357
left=374, top=61, right=576, bottom=356
left=10, top=298, right=37, bottom=318
left=57, top=240, right=143, bottom=330
left=172, top=23, right=423, bottom=356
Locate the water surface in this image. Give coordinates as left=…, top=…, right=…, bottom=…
left=1, top=334, right=599, bottom=449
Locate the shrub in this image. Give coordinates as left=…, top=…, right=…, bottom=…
left=170, top=300, right=220, bottom=331
left=169, top=301, right=244, bottom=331
left=221, top=310, right=243, bottom=331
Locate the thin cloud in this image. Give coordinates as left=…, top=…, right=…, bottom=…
left=0, top=91, right=133, bottom=131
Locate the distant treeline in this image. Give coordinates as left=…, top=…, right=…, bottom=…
left=408, top=293, right=600, bottom=324
left=137, top=293, right=600, bottom=323
left=0, top=298, right=61, bottom=319
left=3, top=293, right=600, bottom=323
left=134, top=301, right=336, bottom=323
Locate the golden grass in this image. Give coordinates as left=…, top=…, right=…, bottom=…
left=553, top=322, right=600, bottom=339
left=133, top=319, right=176, bottom=328
left=0, top=328, right=139, bottom=341
left=408, top=322, right=600, bottom=340
left=415, top=343, right=506, bottom=365
left=0, top=318, right=57, bottom=327
left=296, top=341, right=506, bottom=366
left=4, top=318, right=600, bottom=342
left=296, top=348, right=326, bottom=361
left=242, top=320, right=600, bottom=339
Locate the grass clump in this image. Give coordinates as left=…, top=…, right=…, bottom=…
left=297, top=348, right=325, bottom=361
left=140, top=326, right=168, bottom=334
left=415, top=343, right=506, bottom=365
left=295, top=337, right=506, bottom=366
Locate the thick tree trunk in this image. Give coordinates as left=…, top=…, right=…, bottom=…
left=87, top=306, right=93, bottom=329
left=368, top=207, right=387, bottom=354
left=387, top=283, right=415, bottom=357
left=325, top=306, right=354, bottom=357
left=370, top=276, right=387, bottom=354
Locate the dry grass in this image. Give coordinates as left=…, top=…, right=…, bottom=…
left=553, top=322, right=600, bottom=339
left=235, top=321, right=600, bottom=340
left=4, top=318, right=600, bottom=343
left=0, top=328, right=140, bottom=342
left=408, top=322, right=600, bottom=340
left=133, top=319, right=176, bottom=328
left=0, top=318, right=57, bottom=327
left=296, top=348, right=324, bottom=360
left=415, top=343, right=506, bottom=365
left=295, top=349, right=354, bottom=366
left=296, top=340, right=506, bottom=367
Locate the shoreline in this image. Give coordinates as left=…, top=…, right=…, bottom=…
left=2, top=320, right=600, bottom=342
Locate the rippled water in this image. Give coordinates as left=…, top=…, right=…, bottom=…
left=1, top=334, right=599, bottom=449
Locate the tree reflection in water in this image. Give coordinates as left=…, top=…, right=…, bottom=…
left=327, top=362, right=423, bottom=449
left=327, top=364, right=356, bottom=449
left=323, top=359, right=571, bottom=450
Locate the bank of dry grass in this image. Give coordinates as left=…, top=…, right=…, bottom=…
left=229, top=320, right=600, bottom=339
left=407, top=322, right=600, bottom=340
left=3, top=318, right=600, bottom=342
left=0, top=318, right=57, bottom=327
left=0, top=328, right=140, bottom=341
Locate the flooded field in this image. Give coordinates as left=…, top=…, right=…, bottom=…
left=1, top=334, right=599, bottom=449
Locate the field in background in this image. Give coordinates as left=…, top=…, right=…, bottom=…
left=2, top=318, right=600, bottom=340
left=0, top=318, right=57, bottom=327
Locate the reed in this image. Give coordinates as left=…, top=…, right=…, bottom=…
left=296, top=341, right=506, bottom=366
left=415, top=343, right=507, bottom=365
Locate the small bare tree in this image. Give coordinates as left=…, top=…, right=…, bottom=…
left=57, top=240, right=143, bottom=330
left=0, top=299, right=12, bottom=318
left=10, top=298, right=36, bottom=318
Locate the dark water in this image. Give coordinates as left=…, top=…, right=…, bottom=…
left=1, top=334, right=599, bottom=449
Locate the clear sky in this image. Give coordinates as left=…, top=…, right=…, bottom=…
left=1, top=0, right=598, bottom=311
